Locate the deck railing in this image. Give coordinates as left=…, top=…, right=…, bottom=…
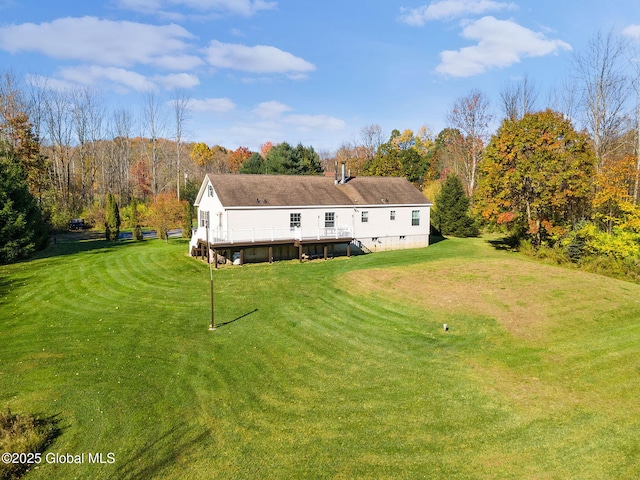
left=190, top=225, right=353, bottom=248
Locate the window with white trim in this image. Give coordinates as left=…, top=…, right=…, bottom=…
left=361, top=211, right=369, bottom=223
left=290, top=213, right=301, bottom=229
left=207, top=185, right=214, bottom=197
left=411, top=210, right=420, bottom=226
left=390, top=210, right=396, bottom=221
left=325, top=212, right=335, bottom=228
left=200, top=210, right=210, bottom=227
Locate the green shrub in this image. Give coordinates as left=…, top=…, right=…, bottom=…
left=120, top=198, right=148, bottom=231
left=81, top=201, right=105, bottom=230
left=133, top=225, right=143, bottom=241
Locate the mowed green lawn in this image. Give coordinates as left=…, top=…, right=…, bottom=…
left=1, top=235, right=640, bottom=479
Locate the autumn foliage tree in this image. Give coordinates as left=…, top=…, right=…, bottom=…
left=364, top=128, right=432, bottom=184
left=190, top=142, right=213, bottom=168
left=146, top=193, right=186, bottom=242
left=3, top=113, right=49, bottom=203
left=475, top=109, right=596, bottom=246
left=260, top=141, right=273, bottom=158
left=593, top=154, right=637, bottom=233
left=189, top=143, right=230, bottom=173
left=228, top=146, right=252, bottom=173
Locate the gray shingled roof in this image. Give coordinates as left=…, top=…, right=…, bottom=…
left=205, top=174, right=431, bottom=207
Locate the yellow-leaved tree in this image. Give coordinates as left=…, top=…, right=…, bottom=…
left=146, top=193, right=187, bottom=242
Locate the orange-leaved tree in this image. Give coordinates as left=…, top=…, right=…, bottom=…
left=474, top=109, right=596, bottom=246
left=228, top=146, right=252, bottom=173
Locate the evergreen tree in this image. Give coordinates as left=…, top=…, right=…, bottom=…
left=0, top=142, right=48, bottom=263
left=294, top=143, right=323, bottom=174
left=239, top=153, right=266, bottom=174
left=432, top=174, right=478, bottom=237
left=130, top=197, right=143, bottom=241
left=264, top=142, right=295, bottom=174
left=182, top=199, right=193, bottom=239
left=264, top=142, right=323, bottom=175
left=105, top=193, right=121, bottom=241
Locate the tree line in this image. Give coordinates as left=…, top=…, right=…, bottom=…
left=2, top=30, right=640, bottom=276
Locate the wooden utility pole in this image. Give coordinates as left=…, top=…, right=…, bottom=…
left=206, top=218, right=216, bottom=330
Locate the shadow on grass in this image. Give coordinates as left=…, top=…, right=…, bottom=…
left=32, top=230, right=187, bottom=261
left=115, top=425, right=212, bottom=480
left=216, top=308, right=259, bottom=328
left=29, top=231, right=126, bottom=260
left=486, top=235, right=520, bottom=251
left=0, top=277, right=11, bottom=301
left=429, top=235, right=447, bottom=246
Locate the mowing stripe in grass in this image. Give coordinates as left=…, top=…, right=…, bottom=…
left=1, top=237, right=640, bottom=479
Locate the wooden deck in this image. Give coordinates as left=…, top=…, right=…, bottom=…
left=191, top=236, right=354, bottom=265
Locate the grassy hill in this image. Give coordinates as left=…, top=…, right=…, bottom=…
left=1, top=236, right=639, bottom=479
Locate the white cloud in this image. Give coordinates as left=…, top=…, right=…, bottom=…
left=623, top=24, right=640, bottom=40
left=252, top=101, right=345, bottom=131
left=156, top=73, right=200, bottom=89
left=53, top=65, right=198, bottom=93
left=399, top=0, right=516, bottom=25
left=189, top=97, right=236, bottom=113
left=252, top=100, right=292, bottom=118
left=0, top=16, right=202, bottom=70
left=152, top=54, right=204, bottom=71
left=24, top=74, right=77, bottom=93
left=285, top=114, right=346, bottom=131
left=204, top=40, right=316, bottom=74
left=116, top=0, right=276, bottom=17
left=436, top=16, right=572, bottom=77
left=58, top=66, right=157, bottom=92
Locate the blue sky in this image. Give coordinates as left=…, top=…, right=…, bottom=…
left=1, top=0, right=640, bottom=152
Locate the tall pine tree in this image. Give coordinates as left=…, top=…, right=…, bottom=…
left=105, top=193, right=121, bottom=241
left=0, top=142, right=48, bottom=263
left=432, top=174, right=478, bottom=237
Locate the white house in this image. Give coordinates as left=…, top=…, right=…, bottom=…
left=190, top=173, right=431, bottom=264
